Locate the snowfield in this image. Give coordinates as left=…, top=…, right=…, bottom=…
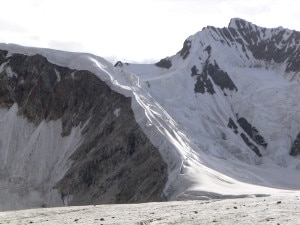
left=1, top=193, right=300, bottom=224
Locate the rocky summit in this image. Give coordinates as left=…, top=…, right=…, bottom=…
left=1, top=18, right=300, bottom=211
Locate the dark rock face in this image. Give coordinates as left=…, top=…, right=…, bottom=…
left=114, top=61, right=123, bottom=67
left=199, top=19, right=300, bottom=73
left=227, top=118, right=238, bottom=134
left=114, top=61, right=130, bottom=67
left=204, top=45, right=212, bottom=54
left=205, top=62, right=237, bottom=93
left=227, top=116, right=266, bottom=157
left=0, top=50, right=168, bottom=205
left=240, top=133, right=262, bottom=157
left=178, top=40, right=192, bottom=59
left=237, top=117, right=267, bottom=149
left=290, top=133, right=300, bottom=156
left=226, top=18, right=300, bottom=72
left=192, top=60, right=237, bottom=95
left=191, top=64, right=215, bottom=95
left=155, top=58, right=172, bottom=69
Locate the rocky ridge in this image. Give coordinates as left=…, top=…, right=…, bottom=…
left=0, top=50, right=168, bottom=209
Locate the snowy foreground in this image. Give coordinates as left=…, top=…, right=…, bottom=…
left=1, top=193, right=300, bottom=225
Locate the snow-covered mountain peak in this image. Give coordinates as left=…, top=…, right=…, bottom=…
left=117, top=18, right=300, bottom=79
left=226, top=18, right=300, bottom=72
left=228, top=17, right=257, bottom=30
left=115, top=18, right=300, bottom=200
left=1, top=19, right=300, bottom=210
left=228, top=17, right=291, bottom=36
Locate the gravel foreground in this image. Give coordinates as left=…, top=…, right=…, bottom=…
left=1, top=193, right=300, bottom=225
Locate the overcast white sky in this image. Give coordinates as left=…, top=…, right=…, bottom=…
left=0, top=0, right=299, bottom=63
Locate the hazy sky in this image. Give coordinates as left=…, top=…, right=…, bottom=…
left=0, top=0, right=299, bottom=63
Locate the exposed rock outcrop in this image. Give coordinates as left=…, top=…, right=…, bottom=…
left=290, top=132, right=300, bottom=156
left=0, top=50, right=168, bottom=207
left=227, top=18, right=300, bottom=72
left=178, top=40, right=192, bottom=59
left=237, top=117, right=267, bottom=149
left=155, top=58, right=172, bottom=69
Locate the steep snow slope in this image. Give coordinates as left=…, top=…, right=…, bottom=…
left=116, top=18, right=300, bottom=199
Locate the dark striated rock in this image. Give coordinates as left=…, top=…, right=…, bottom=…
left=178, top=40, right=192, bottom=59
left=192, top=64, right=215, bottom=95
left=237, top=117, right=267, bottom=148
left=227, top=18, right=300, bottom=73
left=0, top=50, right=8, bottom=62
left=227, top=118, right=238, bottom=134
left=290, top=132, right=300, bottom=156
left=228, top=116, right=266, bottom=156
left=204, top=45, right=212, bottom=55
left=240, top=133, right=262, bottom=157
left=114, top=61, right=123, bottom=67
left=194, top=76, right=215, bottom=95
left=191, top=65, right=199, bottom=76
left=114, top=61, right=130, bottom=67
left=192, top=59, right=237, bottom=95
left=155, top=58, right=172, bottom=69
left=206, top=62, right=237, bottom=92
left=0, top=52, right=168, bottom=205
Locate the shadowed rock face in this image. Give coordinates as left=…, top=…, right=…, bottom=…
left=178, top=40, right=192, bottom=59
left=237, top=117, right=267, bottom=149
left=191, top=64, right=215, bottom=95
left=191, top=61, right=237, bottom=95
left=155, top=58, right=172, bottom=69
left=227, top=118, right=238, bottom=134
left=0, top=50, right=168, bottom=206
left=290, top=133, right=300, bottom=156
left=226, top=18, right=300, bottom=72
left=227, top=116, right=265, bottom=157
